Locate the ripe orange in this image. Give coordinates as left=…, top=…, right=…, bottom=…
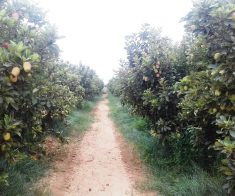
left=214, top=53, right=221, bottom=61
left=184, top=86, right=188, bottom=91
left=2, top=42, right=9, bottom=49
left=214, top=89, right=221, bottom=96
left=11, top=67, right=20, bottom=77
left=3, top=132, right=11, bottom=141
left=23, top=62, right=32, bottom=72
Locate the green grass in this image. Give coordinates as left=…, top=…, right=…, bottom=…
left=70, top=97, right=101, bottom=130
left=0, top=97, right=100, bottom=196
left=59, top=96, right=101, bottom=137
left=0, top=158, right=50, bottom=196
left=108, top=94, right=226, bottom=196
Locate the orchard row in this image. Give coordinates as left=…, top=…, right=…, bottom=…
left=108, top=0, right=235, bottom=194
left=0, top=0, right=103, bottom=185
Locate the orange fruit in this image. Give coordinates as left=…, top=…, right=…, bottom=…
left=3, top=132, right=11, bottom=141
left=12, top=12, right=19, bottom=21
left=229, top=94, right=235, bottom=102
left=212, top=108, right=217, bottom=113
left=214, top=53, right=221, bottom=61
left=143, top=76, right=149, bottom=81
left=232, top=12, right=235, bottom=21
left=2, top=42, right=9, bottom=49
left=220, top=105, right=225, bottom=111
left=184, top=86, right=188, bottom=91
left=11, top=67, right=20, bottom=77
left=1, top=144, right=6, bottom=151
left=215, top=89, right=221, bottom=96
left=23, top=62, right=32, bottom=72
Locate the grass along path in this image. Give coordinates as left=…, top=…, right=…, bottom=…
left=108, top=94, right=225, bottom=196
left=0, top=98, right=100, bottom=196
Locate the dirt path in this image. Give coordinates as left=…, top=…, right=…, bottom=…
left=47, top=96, right=155, bottom=196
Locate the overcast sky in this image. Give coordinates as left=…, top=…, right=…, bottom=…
left=36, top=0, right=193, bottom=83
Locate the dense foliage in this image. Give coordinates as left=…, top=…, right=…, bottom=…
left=0, top=0, right=103, bottom=186
left=108, top=0, right=235, bottom=194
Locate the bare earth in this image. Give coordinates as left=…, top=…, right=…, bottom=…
left=47, top=96, right=156, bottom=196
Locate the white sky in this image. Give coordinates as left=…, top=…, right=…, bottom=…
left=36, top=0, right=193, bottom=83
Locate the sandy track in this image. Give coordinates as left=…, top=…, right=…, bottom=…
left=47, top=96, right=155, bottom=196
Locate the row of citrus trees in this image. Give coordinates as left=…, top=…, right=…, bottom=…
left=108, top=0, right=235, bottom=194
left=0, top=0, right=103, bottom=185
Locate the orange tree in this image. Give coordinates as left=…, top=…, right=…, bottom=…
left=108, top=25, right=200, bottom=164
left=179, top=0, right=235, bottom=193
left=0, top=0, right=76, bottom=185
left=110, top=24, right=181, bottom=143
left=78, top=63, right=104, bottom=100
left=0, top=0, right=103, bottom=186
left=108, top=1, right=235, bottom=193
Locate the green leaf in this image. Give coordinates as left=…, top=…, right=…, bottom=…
left=229, top=130, right=235, bottom=139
